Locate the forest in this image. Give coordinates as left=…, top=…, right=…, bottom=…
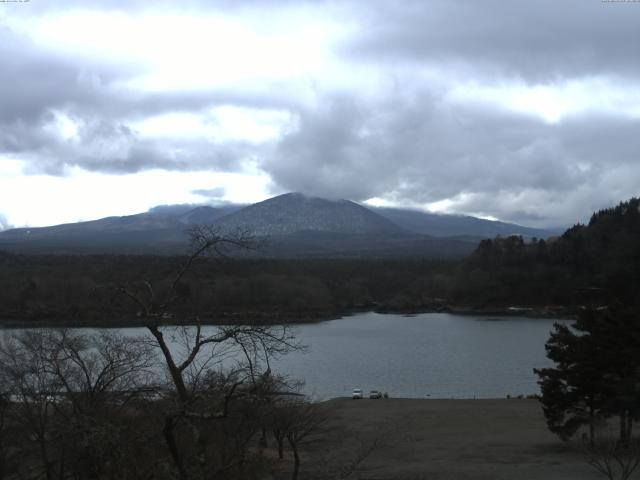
left=456, top=197, right=640, bottom=309
left=0, top=254, right=456, bottom=326
left=0, top=197, right=638, bottom=327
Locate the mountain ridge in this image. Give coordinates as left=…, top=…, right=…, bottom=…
left=0, top=193, right=558, bottom=258
left=372, top=206, right=560, bottom=239
left=215, top=192, right=406, bottom=236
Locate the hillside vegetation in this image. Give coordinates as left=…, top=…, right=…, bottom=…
left=453, top=197, right=640, bottom=308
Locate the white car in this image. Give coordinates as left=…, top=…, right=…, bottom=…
left=352, top=388, right=363, bottom=399
left=369, top=390, right=382, bottom=399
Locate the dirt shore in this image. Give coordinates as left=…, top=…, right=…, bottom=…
left=295, top=398, right=601, bottom=480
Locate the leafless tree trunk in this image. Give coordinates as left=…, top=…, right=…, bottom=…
left=268, top=398, right=327, bottom=480
left=273, top=427, right=286, bottom=459
left=288, top=438, right=301, bottom=480
left=110, top=226, right=301, bottom=480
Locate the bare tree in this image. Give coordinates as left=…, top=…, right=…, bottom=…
left=267, top=397, right=328, bottom=480
left=0, top=227, right=303, bottom=480
left=42, top=329, right=155, bottom=411
left=110, top=226, right=302, bottom=480
left=0, top=331, right=63, bottom=480
left=43, top=330, right=156, bottom=479
left=583, top=435, right=640, bottom=480
left=263, top=377, right=305, bottom=460
left=0, top=329, right=157, bottom=480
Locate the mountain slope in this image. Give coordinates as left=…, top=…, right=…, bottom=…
left=0, top=204, right=244, bottom=254
left=372, top=207, right=559, bottom=239
left=0, top=193, right=554, bottom=258
left=215, top=193, right=405, bottom=236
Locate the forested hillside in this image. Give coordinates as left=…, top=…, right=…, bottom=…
left=454, top=198, right=640, bottom=308
left=0, top=254, right=455, bottom=326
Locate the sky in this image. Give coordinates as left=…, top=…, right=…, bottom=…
left=1, top=0, right=639, bottom=230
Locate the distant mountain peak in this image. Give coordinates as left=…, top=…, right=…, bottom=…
left=215, top=192, right=404, bottom=236
left=0, top=192, right=560, bottom=257
left=270, top=192, right=351, bottom=203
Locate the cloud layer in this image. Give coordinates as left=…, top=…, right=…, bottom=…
left=1, top=0, right=639, bottom=228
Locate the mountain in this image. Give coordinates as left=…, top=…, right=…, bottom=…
left=0, top=193, right=556, bottom=258
left=215, top=192, right=404, bottom=236
left=372, top=207, right=559, bottom=239
left=0, top=204, right=244, bottom=254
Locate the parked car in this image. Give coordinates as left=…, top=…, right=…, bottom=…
left=369, top=390, right=382, bottom=399
left=352, top=388, right=363, bottom=399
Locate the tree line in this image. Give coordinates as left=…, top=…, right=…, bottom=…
left=0, top=253, right=456, bottom=326
left=453, top=197, right=640, bottom=309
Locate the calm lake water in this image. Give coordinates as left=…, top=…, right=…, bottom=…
left=3, top=312, right=569, bottom=399
left=273, top=312, right=568, bottom=399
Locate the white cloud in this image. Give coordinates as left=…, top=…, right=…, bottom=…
left=132, top=106, right=290, bottom=143
left=448, top=77, right=640, bottom=124
left=11, top=9, right=346, bottom=93
left=0, top=158, right=271, bottom=227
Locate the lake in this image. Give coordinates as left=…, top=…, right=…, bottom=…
left=272, top=312, right=569, bottom=399
left=2, top=312, right=569, bottom=399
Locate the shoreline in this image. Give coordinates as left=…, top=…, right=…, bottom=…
left=0, top=304, right=576, bottom=329
left=325, top=394, right=540, bottom=401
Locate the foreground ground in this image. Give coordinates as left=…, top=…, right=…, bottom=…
left=287, top=398, right=602, bottom=480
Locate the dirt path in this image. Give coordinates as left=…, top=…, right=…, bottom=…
left=297, top=398, right=602, bottom=480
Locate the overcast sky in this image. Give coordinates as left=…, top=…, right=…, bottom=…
left=1, top=0, right=639, bottom=229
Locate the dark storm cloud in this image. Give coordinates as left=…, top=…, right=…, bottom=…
left=9, top=123, right=258, bottom=176
left=252, top=0, right=640, bottom=226
left=263, top=91, right=640, bottom=227
left=347, top=0, right=640, bottom=81
left=0, top=27, right=124, bottom=124
left=264, top=97, right=393, bottom=200
left=71, top=137, right=256, bottom=175
left=265, top=94, right=577, bottom=201
left=192, top=186, right=227, bottom=200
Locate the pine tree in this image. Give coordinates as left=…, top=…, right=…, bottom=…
left=535, top=306, right=640, bottom=444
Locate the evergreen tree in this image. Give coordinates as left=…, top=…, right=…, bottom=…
left=535, top=306, right=640, bottom=444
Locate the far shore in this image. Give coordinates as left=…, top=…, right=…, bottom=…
left=0, top=305, right=576, bottom=329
